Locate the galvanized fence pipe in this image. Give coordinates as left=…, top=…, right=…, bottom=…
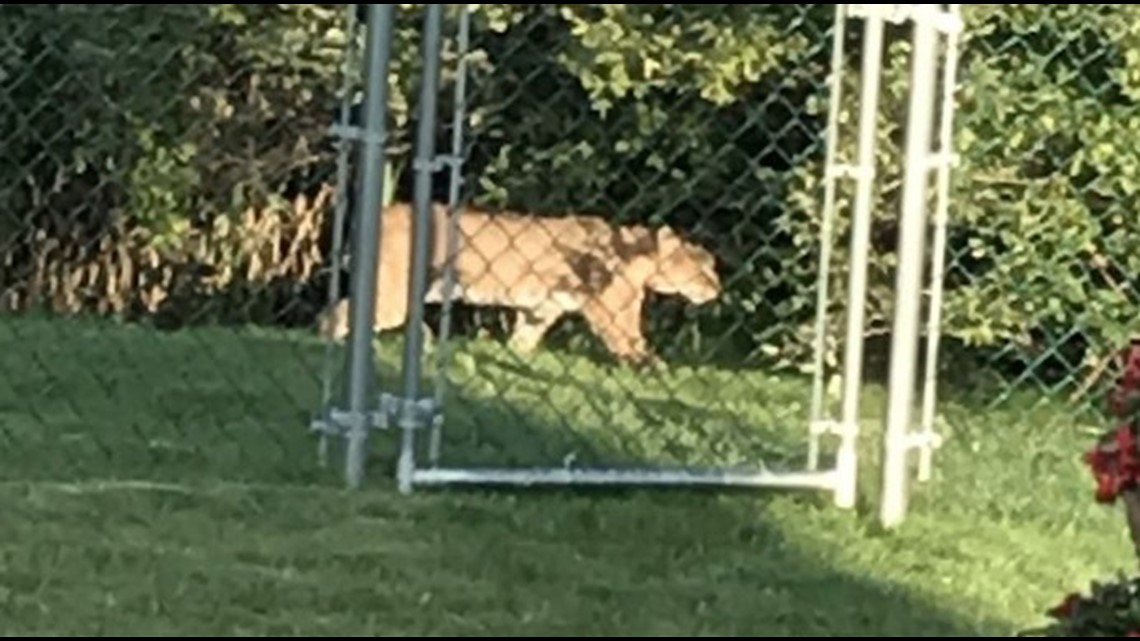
left=397, top=3, right=445, bottom=494
left=344, top=3, right=396, bottom=490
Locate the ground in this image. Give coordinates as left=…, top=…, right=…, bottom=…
left=0, top=314, right=1131, bottom=635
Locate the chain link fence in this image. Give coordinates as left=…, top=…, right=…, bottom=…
left=0, top=4, right=1135, bottom=491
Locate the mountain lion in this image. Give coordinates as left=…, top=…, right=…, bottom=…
left=317, top=201, right=720, bottom=364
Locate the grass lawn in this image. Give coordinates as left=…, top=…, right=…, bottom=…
left=0, top=313, right=1133, bottom=635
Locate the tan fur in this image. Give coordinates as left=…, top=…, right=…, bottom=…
left=317, top=202, right=721, bottom=364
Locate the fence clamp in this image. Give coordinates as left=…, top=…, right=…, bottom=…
left=309, top=406, right=389, bottom=436
left=926, top=152, right=961, bottom=170
left=810, top=419, right=859, bottom=439
left=413, top=153, right=467, bottom=174
left=309, top=396, right=441, bottom=436
left=905, top=431, right=945, bottom=451
left=379, top=393, right=440, bottom=431
left=826, top=163, right=873, bottom=181
left=846, top=4, right=963, bottom=34
left=328, top=123, right=389, bottom=147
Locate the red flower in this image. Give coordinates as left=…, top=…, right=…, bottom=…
left=1047, top=592, right=1082, bottom=618
left=1091, top=342, right=1140, bottom=502
left=1084, top=424, right=1140, bottom=503
left=1127, top=631, right=1140, bottom=637
left=1110, top=342, right=1140, bottom=419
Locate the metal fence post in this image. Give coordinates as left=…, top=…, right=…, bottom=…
left=396, top=3, right=445, bottom=494
left=344, top=3, right=396, bottom=490
left=879, top=6, right=943, bottom=528
left=833, top=12, right=887, bottom=510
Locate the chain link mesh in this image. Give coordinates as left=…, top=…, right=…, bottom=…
left=1, top=5, right=360, bottom=486
left=939, top=5, right=1140, bottom=422
left=420, top=4, right=838, bottom=473
left=3, top=3, right=1134, bottom=480
left=5, top=2, right=1140, bottom=635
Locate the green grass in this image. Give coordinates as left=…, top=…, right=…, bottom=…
left=0, top=313, right=1133, bottom=635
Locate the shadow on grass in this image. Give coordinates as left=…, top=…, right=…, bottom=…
left=0, top=314, right=1006, bottom=635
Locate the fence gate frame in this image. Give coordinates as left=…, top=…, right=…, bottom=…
left=308, top=3, right=965, bottom=529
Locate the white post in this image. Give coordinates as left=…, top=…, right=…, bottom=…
left=833, top=13, right=887, bottom=510
left=879, top=4, right=945, bottom=528
left=808, top=4, right=850, bottom=473
left=917, top=4, right=963, bottom=483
